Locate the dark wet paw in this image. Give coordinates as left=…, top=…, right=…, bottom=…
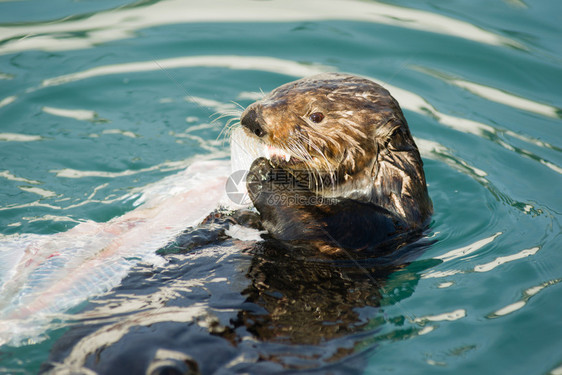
left=246, top=157, right=272, bottom=202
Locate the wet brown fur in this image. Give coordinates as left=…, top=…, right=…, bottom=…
left=240, top=73, right=432, bottom=228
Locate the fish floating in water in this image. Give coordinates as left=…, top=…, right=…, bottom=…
left=0, top=159, right=234, bottom=346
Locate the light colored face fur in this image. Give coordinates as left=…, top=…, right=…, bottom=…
left=239, top=73, right=432, bottom=226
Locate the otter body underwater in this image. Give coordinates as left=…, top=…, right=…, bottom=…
left=234, top=72, right=433, bottom=255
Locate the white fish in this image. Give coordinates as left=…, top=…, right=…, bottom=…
left=0, top=159, right=233, bottom=346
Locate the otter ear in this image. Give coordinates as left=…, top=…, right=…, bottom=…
left=374, top=117, right=401, bottom=148
left=374, top=116, right=417, bottom=153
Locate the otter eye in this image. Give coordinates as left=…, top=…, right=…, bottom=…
left=309, top=112, right=324, bottom=123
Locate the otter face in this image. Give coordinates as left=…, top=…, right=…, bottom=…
left=238, top=73, right=432, bottom=226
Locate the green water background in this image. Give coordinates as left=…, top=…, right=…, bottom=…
left=0, top=0, right=561, bottom=373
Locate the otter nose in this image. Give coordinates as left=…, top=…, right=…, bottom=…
left=240, top=107, right=267, bottom=138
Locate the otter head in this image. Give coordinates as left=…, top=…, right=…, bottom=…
left=239, top=73, right=432, bottom=227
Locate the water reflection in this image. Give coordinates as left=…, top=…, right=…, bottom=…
left=0, top=0, right=516, bottom=56
left=233, top=241, right=410, bottom=345
left=43, top=236, right=435, bottom=374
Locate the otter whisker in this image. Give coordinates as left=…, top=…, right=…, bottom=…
left=306, top=124, right=343, bottom=152
left=217, top=121, right=241, bottom=144
left=211, top=110, right=243, bottom=123
left=230, top=101, right=246, bottom=111
left=293, top=133, right=335, bottom=194
left=283, top=137, right=322, bottom=192
left=304, top=124, right=368, bottom=175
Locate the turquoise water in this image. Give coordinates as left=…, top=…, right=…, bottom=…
left=1, top=0, right=561, bottom=373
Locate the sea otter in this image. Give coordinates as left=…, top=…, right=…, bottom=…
left=236, top=73, right=432, bottom=254
left=41, top=74, right=434, bottom=373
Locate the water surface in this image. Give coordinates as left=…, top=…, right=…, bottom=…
left=0, top=0, right=561, bottom=373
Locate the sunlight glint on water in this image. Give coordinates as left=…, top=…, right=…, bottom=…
left=0, top=0, right=561, bottom=373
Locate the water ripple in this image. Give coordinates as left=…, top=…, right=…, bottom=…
left=414, top=66, right=560, bottom=119
left=0, top=133, right=43, bottom=142
left=42, top=106, right=107, bottom=123
left=0, top=0, right=518, bottom=56
left=39, top=55, right=333, bottom=88
left=488, top=278, right=561, bottom=318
